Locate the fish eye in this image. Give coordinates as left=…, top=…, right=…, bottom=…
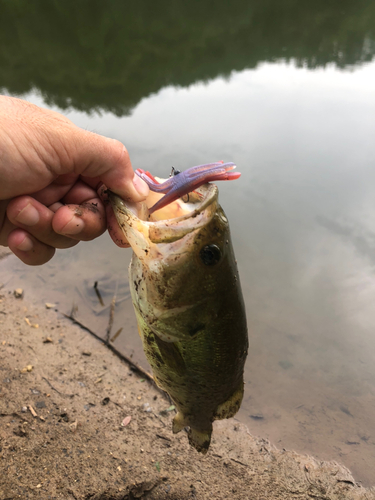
left=200, top=244, right=221, bottom=266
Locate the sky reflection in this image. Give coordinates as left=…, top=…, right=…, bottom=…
left=5, top=60, right=375, bottom=484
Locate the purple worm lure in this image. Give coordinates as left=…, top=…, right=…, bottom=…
left=135, top=162, right=240, bottom=214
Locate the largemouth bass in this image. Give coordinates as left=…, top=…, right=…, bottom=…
left=110, top=163, right=248, bottom=453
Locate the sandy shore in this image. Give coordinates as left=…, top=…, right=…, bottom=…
left=1, top=285, right=374, bottom=499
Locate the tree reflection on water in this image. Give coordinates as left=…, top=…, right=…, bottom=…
left=1, top=0, right=375, bottom=115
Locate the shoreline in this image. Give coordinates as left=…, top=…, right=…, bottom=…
left=0, top=288, right=374, bottom=499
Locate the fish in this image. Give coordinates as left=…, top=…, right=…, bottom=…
left=109, top=162, right=248, bottom=453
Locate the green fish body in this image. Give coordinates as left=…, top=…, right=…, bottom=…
left=110, top=182, right=248, bottom=452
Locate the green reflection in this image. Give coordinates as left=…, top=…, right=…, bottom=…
left=1, top=0, right=374, bottom=115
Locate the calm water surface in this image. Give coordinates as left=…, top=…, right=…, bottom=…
left=1, top=0, right=375, bottom=486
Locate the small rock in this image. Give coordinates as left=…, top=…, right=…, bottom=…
left=83, top=403, right=95, bottom=411
left=21, top=365, right=33, bottom=373
left=346, top=439, right=360, bottom=445
left=143, top=403, right=152, bottom=412
left=21, top=406, right=27, bottom=413
left=45, top=303, right=56, bottom=309
left=14, top=288, right=24, bottom=299
left=250, top=413, right=264, bottom=420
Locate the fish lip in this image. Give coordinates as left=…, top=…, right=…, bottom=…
left=110, top=182, right=218, bottom=237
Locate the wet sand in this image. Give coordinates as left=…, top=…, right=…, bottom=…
left=1, top=287, right=374, bottom=499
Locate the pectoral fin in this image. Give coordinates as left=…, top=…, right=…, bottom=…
left=153, top=334, right=186, bottom=377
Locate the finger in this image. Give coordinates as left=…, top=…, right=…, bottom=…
left=98, top=185, right=130, bottom=248
left=61, top=180, right=99, bottom=205
left=73, top=133, right=149, bottom=201
left=30, top=174, right=79, bottom=206
left=52, top=200, right=106, bottom=241
left=8, top=228, right=56, bottom=266
left=105, top=202, right=130, bottom=248
left=7, top=196, right=81, bottom=249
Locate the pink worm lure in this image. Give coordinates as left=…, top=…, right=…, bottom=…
left=135, top=161, right=240, bottom=214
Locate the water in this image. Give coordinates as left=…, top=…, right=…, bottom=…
left=1, top=0, right=375, bottom=486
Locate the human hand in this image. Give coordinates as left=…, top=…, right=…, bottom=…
left=0, top=96, right=148, bottom=265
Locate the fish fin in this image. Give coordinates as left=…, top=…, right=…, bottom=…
left=136, top=324, right=144, bottom=340
left=172, top=412, right=187, bottom=434
left=188, top=425, right=212, bottom=454
left=153, top=334, right=186, bottom=376
left=214, top=381, right=244, bottom=420
left=173, top=413, right=212, bottom=453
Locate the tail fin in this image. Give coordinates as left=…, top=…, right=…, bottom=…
left=188, top=426, right=212, bottom=454
left=173, top=412, right=213, bottom=453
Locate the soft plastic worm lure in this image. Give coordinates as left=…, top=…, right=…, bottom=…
left=135, top=162, right=240, bottom=214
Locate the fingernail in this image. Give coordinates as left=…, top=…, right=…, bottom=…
left=61, top=215, right=85, bottom=235
left=133, top=174, right=149, bottom=198
left=16, top=235, right=33, bottom=252
left=15, top=203, right=40, bottom=226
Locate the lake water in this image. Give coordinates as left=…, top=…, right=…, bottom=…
left=1, top=0, right=375, bottom=486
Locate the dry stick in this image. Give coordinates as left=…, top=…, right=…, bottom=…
left=105, top=281, right=118, bottom=343
left=62, top=312, right=163, bottom=394
left=110, top=327, right=123, bottom=343
left=93, top=281, right=104, bottom=307
left=41, top=376, right=74, bottom=399
left=28, top=405, right=37, bottom=418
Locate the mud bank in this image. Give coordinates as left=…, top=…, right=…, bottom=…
left=1, top=290, right=374, bottom=500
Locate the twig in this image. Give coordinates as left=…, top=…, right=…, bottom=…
left=153, top=412, right=167, bottom=427
left=42, top=376, right=74, bottom=398
left=70, top=302, right=78, bottom=318
left=230, top=458, right=249, bottom=467
left=28, top=405, right=37, bottom=417
left=62, top=313, right=163, bottom=394
left=93, top=281, right=104, bottom=307
left=105, top=280, right=118, bottom=343
left=110, top=327, right=123, bottom=343
left=156, top=433, right=170, bottom=441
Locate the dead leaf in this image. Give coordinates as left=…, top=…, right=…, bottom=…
left=121, top=416, right=132, bottom=427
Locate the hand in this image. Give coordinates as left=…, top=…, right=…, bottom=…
left=0, top=96, right=148, bottom=265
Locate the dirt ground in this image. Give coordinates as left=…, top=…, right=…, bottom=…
left=1, top=286, right=375, bottom=499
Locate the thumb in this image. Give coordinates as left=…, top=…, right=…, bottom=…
left=73, top=130, right=149, bottom=201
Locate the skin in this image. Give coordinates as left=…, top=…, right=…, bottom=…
left=0, top=95, right=149, bottom=265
